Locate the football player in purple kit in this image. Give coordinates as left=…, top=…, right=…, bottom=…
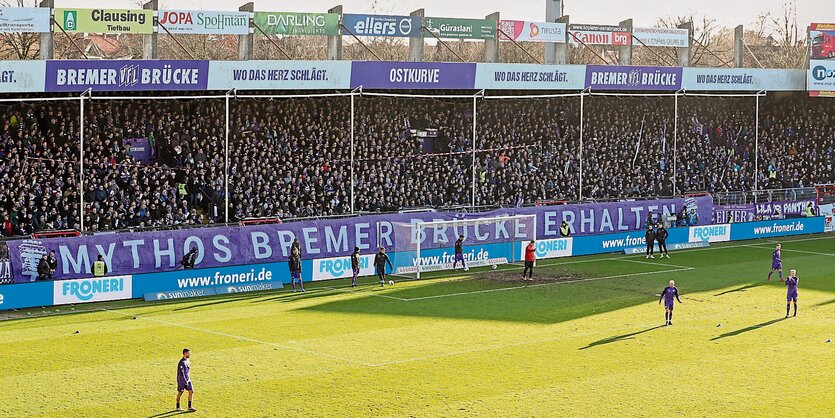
left=783, top=269, right=799, bottom=318
left=176, top=348, right=197, bottom=412
left=659, top=280, right=683, bottom=326
left=767, top=244, right=782, bottom=282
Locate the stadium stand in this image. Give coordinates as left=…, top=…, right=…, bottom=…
left=0, top=92, right=832, bottom=237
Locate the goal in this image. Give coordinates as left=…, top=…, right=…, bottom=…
left=387, top=215, right=537, bottom=280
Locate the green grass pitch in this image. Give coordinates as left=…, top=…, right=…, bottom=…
left=1, top=234, right=833, bottom=417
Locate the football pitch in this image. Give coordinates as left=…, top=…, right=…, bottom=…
left=1, top=234, right=833, bottom=417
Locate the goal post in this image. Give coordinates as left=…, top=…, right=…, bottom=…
left=388, top=214, right=537, bottom=280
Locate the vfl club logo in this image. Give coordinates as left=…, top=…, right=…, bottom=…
left=119, top=64, right=139, bottom=87
left=627, top=69, right=641, bottom=87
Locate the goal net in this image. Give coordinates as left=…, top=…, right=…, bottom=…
left=388, top=215, right=537, bottom=280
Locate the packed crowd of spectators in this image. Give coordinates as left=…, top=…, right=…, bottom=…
left=0, top=92, right=832, bottom=237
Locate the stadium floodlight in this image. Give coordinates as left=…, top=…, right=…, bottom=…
left=385, top=214, right=537, bottom=280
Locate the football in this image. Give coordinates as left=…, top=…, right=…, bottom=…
left=492, top=265, right=498, bottom=270
left=388, top=280, right=394, bottom=285
left=464, top=267, right=470, bottom=271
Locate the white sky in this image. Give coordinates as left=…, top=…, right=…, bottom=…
left=52, top=0, right=834, bottom=31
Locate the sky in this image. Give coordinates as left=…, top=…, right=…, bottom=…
left=51, top=0, right=834, bottom=31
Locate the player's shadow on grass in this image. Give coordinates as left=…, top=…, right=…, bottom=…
left=713, top=282, right=765, bottom=296
left=146, top=410, right=189, bottom=418
left=814, top=297, right=835, bottom=307
left=710, top=317, right=787, bottom=340
left=579, top=325, right=665, bottom=350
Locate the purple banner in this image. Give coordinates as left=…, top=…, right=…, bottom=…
left=713, top=200, right=817, bottom=223
left=6, top=196, right=711, bottom=281
left=123, top=137, right=155, bottom=164
left=350, top=61, right=476, bottom=89
left=45, top=60, right=210, bottom=92
left=585, top=65, right=682, bottom=90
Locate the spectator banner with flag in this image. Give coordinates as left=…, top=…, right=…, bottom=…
left=424, top=17, right=496, bottom=39
left=5, top=197, right=712, bottom=281
left=157, top=10, right=250, bottom=35
left=208, top=60, right=351, bottom=90
left=342, top=14, right=421, bottom=37
left=499, top=20, right=566, bottom=42
left=45, top=60, right=210, bottom=92
left=0, top=7, right=51, bottom=33
left=350, top=61, right=477, bottom=89
left=123, top=138, right=155, bottom=164
left=682, top=68, right=805, bottom=91
left=569, top=24, right=630, bottom=45
left=475, top=63, right=584, bottom=90
left=632, top=27, right=689, bottom=47
left=585, top=65, right=682, bottom=90
left=0, top=61, right=45, bottom=92
left=713, top=200, right=817, bottom=223
left=253, top=12, right=339, bottom=36
left=53, top=8, right=153, bottom=34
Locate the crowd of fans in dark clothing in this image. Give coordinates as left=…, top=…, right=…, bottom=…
left=0, top=93, right=832, bottom=237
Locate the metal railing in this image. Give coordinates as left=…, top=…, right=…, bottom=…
left=712, top=187, right=817, bottom=206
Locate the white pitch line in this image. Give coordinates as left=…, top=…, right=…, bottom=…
left=97, top=307, right=376, bottom=367
left=618, top=258, right=696, bottom=270
left=742, top=244, right=835, bottom=257
left=319, top=286, right=410, bottom=301
left=401, top=268, right=691, bottom=302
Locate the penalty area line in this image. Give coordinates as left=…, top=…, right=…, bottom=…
left=401, top=267, right=692, bottom=302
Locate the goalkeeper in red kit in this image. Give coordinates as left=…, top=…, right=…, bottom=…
left=522, top=240, right=535, bottom=281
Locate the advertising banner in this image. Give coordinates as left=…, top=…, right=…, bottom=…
left=572, top=227, right=690, bottom=256
left=342, top=14, right=420, bottom=37
left=0, top=7, right=51, bottom=33
left=424, top=17, right=496, bottom=39
left=475, top=63, right=584, bottom=90
left=569, top=24, right=630, bottom=45
left=499, top=20, right=566, bottom=43
left=158, top=10, right=250, bottom=35
left=809, top=59, right=835, bottom=95
left=45, top=60, right=209, bottom=92
left=586, top=65, right=682, bottom=90
left=394, top=242, right=514, bottom=275
left=144, top=288, right=216, bottom=301
left=0, top=281, right=53, bottom=310
left=689, top=224, right=732, bottom=243
left=624, top=241, right=709, bottom=255
left=208, top=60, right=351, bottom=90
left=350, top=61, right=476, bottom=89
left=729, top=217, right=824, bottom=240
left=525, top=238, right=573, bottom=260
left=6, top=196, right=711, bottom=281
left=809, top=23, right=835, bottom=60
left=820, top=203, right=835, bottom=232
left=132, top=262, right=288, bottom=297
left=682, top=68, right=805, bottom=91
left=0, top=61, right=45, bottom=93
left=53, top=275, right=132, bottom=305
left=632, top=27, right=689, bottom=48
left=253, top=12, right=339, bottom=36
left=313, top=254, right=376, bottom=281
left=54, top=8, right=153, bottom=34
